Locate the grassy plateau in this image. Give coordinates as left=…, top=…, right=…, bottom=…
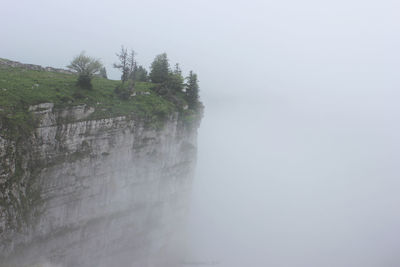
left=0, top=61, right=190, bottom=136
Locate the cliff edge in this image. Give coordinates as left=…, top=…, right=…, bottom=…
left=0, top=59, right=202, bottom=267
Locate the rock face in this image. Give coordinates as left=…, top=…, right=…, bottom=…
left=0, top=103, right=200, bottom=267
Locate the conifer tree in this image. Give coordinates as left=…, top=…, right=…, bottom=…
left=134, top=66, right=148, bottom=82
left=185, top=71, right=199, bottom=109
left=149, top=53, right=169, bottom=83
left=173, top=63, right=182, bottom=76
left=165, top=63, right=184, bottom=92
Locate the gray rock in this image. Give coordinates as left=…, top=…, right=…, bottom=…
left=0, top=105, right=200, bottom=267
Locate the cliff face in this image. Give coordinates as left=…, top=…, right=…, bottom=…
left=0, top=103, right=200, bottom=267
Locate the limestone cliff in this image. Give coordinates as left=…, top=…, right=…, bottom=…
left=0, top=101, right=201, bottom=267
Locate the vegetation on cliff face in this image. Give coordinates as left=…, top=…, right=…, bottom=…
left=0, top=53, right=202, bottom=137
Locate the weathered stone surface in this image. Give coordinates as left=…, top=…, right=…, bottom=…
left=0, top=58, right=73, bottom=74
left=0, top=104, right=199, bottom=267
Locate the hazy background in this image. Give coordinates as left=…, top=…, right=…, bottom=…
left=2, top=0, right=400, bottom=266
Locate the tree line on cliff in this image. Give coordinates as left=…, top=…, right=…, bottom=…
left=67, top=47, right=200, bottom=111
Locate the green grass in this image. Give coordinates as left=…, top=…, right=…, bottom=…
left=0, top=65, right=182, bottom=135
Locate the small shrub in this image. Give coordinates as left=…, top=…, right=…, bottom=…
left=77, top=74, right=92, bottom=89
left=67, top=52, right=103, bottom=89
left=72, top=91, right=85, bottom=99
left=114, top=83, right=132, bottom=100
left=58, top=95, right=73, bottom=103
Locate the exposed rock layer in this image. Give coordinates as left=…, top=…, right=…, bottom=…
left=0, top=103, right=199, bottom=267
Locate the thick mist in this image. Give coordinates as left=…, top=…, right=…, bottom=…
left=187, top=88, right=400, bottom=266
left=2, top=0, right=400, bottom=266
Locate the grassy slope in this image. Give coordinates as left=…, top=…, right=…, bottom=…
left=0, top=65, right=186, bottom=132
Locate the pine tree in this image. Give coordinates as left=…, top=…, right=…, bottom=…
left=134, top=66, right=148, bottom=82
left=165, top=63, right=184, bottom=92
left=173, top=63, right=182, bottom=76
left=185, top=71, right=199, bottom=109
left=149, top=53, right=169, bottom=83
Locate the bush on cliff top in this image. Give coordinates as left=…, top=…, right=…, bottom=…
left=67, top=52, right=103, bottom=89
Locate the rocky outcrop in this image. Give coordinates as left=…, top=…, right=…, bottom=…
left=0, top=58, right=73, bottom=74
left=0, top=103, right=200, bottom=267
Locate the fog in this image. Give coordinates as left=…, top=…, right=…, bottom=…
left=2, top=0, right=400, bottom=266
left=187, top=89, right=400, bottom=266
